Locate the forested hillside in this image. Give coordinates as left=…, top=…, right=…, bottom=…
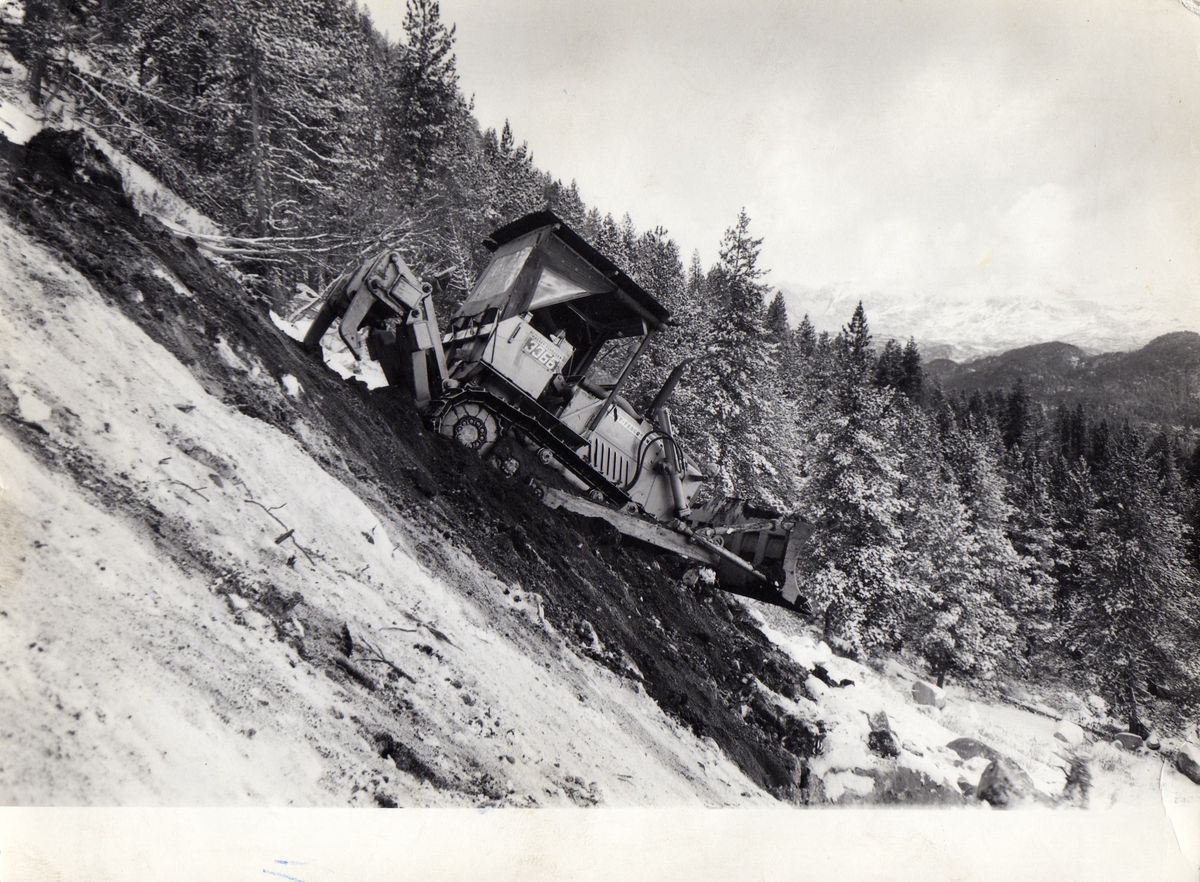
left=6, top=0, right=1199, bottom=740
left=929, top=333, right=1200, bottom=429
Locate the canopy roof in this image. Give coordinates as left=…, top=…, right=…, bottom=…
left=456, top=211, right=670, bottom=335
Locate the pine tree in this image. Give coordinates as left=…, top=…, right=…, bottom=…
left=900, top=412, right=1013, bottom=684
left=795, top=314, right=817, bottom=358
left=765, top=291, right=790, bottom=342
left=899, top=338, right=924, bottom=401
left=672, top=208, right=788, bottom=502
left=874, top=339, right=905, bottom=389
left=796, top=378, right=911, bottom=653
left=838, top=301, right=872, bottom=376
left=1065, top=427, right=1200, bottom=733
left=1002, top=379, right=1030, bottom=450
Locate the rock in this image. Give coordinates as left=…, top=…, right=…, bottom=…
left=946, top=737, right=1003, bottom=763
left=911, top=679, right=946, bottom=709
left=873, top=765, right=965, bottom=805
left=226, top=593, right=250, bottom=612
left=868, top=729, right=900, bottom=758
left=977, top=758, right=1038, bottom=808
left=957, top=777, right=976, bottom=798
left=867, top=711, right=900, bottom=758
left=1053, top=720, right=1085, bottom=747
left=813, top=664, right=854, bottom=689
left=1172, top=744, right=1200, bottom=785
left=576, top=619, right=603, bottom=653
left=1145, top=731, right=1161, bottom=751
left=1112, top=732, right=1144, bottom=751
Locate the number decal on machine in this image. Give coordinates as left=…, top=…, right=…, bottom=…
left=522, top=336, right=560, bottom=372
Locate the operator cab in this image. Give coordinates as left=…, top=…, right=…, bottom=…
left=444, top=211, right=668, bottom=409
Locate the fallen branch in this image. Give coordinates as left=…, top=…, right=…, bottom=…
left=333, top=656, right=377, bottom=692
left=239, top=485, right=324, bottom=567
left=360, top=638, right=417, bottom=684
left=400, top=610, right=458, bottom=649
left=165, top=477, right=209, bottom=501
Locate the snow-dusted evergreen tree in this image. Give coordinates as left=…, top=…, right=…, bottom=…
left=874, top=339, right=905, bottom=390
left=794, top=314, right=817, bottom=358
left=483, top=120, right=547, bottom=225
left=386, top=0, right=462, bottom=197
left=764, top=291, right=790, bottom=343
left=593, top=212, right=629, bottom=269
left=899, top=338, right=924, bottom=402
left=944, top=417, right=1035, bottom=668
left=900, top=410, right=1013, bottom=684
left=1003, top=442, right=1063, bottom=670
left=798, top=383, right=910, bottom=652
left=544, top=178, right=587, bottom=229
left=672, top=209, right=791, bottom=503
left=794, top=306, right=913, bottom=652
left=1065, top=427, right=1200, bottom=732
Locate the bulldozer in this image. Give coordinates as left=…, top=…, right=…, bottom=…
left=299, top=211, right=807, bottom=608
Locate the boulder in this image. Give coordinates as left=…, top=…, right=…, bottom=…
left=813, top=664, right=855, bottom=689
left=867, top=711, right=899, bottom=758
left=1112, top=732, right=1144, bottom=751
left=873, top=765, right=965, bottom=805
left=1053, top=720, right=1086, bottom=747
left=912, top=679, right=946, bottom=709
left=977, top=758, right=1039, bottom=808
left=946, top=737, right=1002, bottom=763
left=868, top=729, right=899, bottom=758
left=1173, top=744, right=1200, bottom=785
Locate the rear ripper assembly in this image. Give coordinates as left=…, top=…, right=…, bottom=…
left=299, top=211, right=808, bottom=608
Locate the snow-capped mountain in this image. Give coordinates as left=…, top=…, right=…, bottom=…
left=781, top=284, right=1196, bottom=360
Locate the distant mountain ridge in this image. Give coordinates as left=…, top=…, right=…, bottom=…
left=781, top=285, right=1196, bottom=361
left=928, top=332, right=1200, bottom=429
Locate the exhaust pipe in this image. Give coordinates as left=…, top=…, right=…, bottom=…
left=646, top=358, right=694, bottom=421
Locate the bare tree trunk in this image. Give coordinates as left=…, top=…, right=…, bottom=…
left=1125, top=678, right=1142, bottom=736
left=23, top=0, right=51, bottom=104
left=28, top=53, right=46, bottom=105
left=246, top=42, right=268, bottom=237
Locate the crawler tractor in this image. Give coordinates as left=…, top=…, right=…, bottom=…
left=300, top=211, right=806, bottom=608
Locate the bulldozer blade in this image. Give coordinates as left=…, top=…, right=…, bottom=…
left=777, top=519, right=810, bottom=607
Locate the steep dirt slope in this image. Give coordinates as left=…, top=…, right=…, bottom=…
left=0, top=129, right=819, bottom=805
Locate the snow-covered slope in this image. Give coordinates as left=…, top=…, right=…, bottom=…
left=746, top=603, right=1200, bottom=819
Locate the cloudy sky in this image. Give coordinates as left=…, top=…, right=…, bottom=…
left=365, top=0, right=1200, bottom=328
